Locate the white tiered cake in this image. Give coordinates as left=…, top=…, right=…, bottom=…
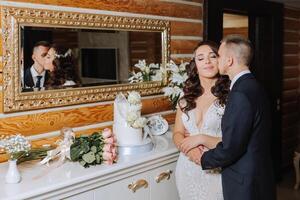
left=113, top=92, right=148, bottom=146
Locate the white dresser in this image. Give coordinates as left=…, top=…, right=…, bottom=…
left=0, top=133, right=180, bottom=200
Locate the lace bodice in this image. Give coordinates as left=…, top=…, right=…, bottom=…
left=181, top=101, right=224, bottom=137
left=175, top=101, right=225, bottom=200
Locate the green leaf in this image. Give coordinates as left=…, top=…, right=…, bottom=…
left=70, top=132, right=108, bottom=167
left=170, top=94, right=180, bottom=110
left=71, top=138, right=89, bottom=160
left=82, top=152, right=96, bottom=163
left=70, top=145, right=83, bottom=161
left=95, top=154, right=101, bottom=164
left=79, top=160, right=86, bottom=167
left=91, top=146, right=97, bottom=153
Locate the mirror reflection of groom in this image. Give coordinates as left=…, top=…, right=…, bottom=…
left=201, top=35, right=276, bottom=200
left=23, top=41, right=50, bottom=91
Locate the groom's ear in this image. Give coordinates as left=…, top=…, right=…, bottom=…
left=227, top=55, right=234, bottom=67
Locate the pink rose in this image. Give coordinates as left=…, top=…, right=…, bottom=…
left=102, top=128, right=113, bottom=139
left=111, top=146, right=117, bottom=156
left=104, top=159, right=113, bottom=165
left=112, top=147, right=118, bottom=161
left=103, top=144, right=113, bottom=152
left=104, top=137, right=114, bottom=144
left=113, top=154, right=118, bottom=161
left=103, top=152, right=113, bottom=160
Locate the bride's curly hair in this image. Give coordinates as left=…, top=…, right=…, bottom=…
left=179, top=41, right=231, bottom=115
left=45, top=44, right=81, bottom=89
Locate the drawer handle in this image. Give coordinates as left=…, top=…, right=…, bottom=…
left=156, top=170, right=173, bottom=183
left=128, top=179, right=148, bottom=193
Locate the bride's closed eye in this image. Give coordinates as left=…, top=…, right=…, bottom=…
left=209, top=53, right=218, bottom=59
left=195, top=52, right=217, bottom=61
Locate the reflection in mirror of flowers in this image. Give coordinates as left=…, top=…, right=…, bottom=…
left=128, top=60, right=165, bottom=83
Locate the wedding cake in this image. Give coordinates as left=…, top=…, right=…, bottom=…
left=113, top=91, right=148, bottom=146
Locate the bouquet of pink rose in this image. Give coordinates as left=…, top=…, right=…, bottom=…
left=70, top=128, right=117, bottom=168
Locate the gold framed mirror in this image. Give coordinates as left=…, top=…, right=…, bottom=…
left=1, top=6, right=170, bottom=112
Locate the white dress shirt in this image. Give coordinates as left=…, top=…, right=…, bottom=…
left=30, top=66, right=46, bottom=87
left=230, top=70, right=251, bottom=90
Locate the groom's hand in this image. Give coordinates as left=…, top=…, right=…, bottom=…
left=198, top=145, right=205, bottom=164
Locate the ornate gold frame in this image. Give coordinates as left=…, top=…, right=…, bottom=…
left=1, top=6, right=170, bottom=112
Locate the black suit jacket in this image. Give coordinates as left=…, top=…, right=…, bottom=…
left=24, top=67, right=49, bottom=89
left=201, top=73, right=276, bottom=200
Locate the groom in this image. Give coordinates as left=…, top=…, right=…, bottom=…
left=200, top=35, right=276, bottom=200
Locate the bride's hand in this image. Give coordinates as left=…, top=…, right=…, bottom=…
left=186, top=148, right=202, bottom=165
left=180, top=135, right=203, bottom=154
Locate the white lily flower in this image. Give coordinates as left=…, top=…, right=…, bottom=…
left=151, top=67, right=166, bottom=81
left=128, top=71, right=143, bottom=83
left=149, top=63, right=159, bottom=69
left=166, top=60, right=179, bottom=73
left=172, top=86, right=184, bottom=98
left=179, top=62, right=189, bottom=72
left=162, top=87, right=177, bottom=97
left=134, top=60, right=146, bottom=71
left=171, top=72, right=188, bottom=85
left=162, top=60, right=188, bottom=108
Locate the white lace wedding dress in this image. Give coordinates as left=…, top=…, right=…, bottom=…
left=175, top=101, right=225, bottom=200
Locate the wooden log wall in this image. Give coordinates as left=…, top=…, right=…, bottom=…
left=0, top=0, right=203, bottom=161
left=282, top=7, right=300, bottom=169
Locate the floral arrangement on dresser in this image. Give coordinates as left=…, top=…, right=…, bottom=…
left=0, top=129, right=117, bottom=183
left=0, top=134, right=31, bottom=161
left=37, top=128, right=117, bottom=168
left=162, top=60, right=189, bottom=109
left=70, top=128, right=117, bottom=167
left=0, top=134, right=32, bottom=183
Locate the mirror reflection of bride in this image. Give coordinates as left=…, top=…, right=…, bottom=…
left=43, top=44, right=81, bottom=89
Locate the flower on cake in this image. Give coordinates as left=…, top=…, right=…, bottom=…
left=132, top=117, right=147, bottom=129
left=0, top=134, right=31, bottom=160
left=126, top=91, right=147, bottom=129
left=127, top=91, right=141, bottom=105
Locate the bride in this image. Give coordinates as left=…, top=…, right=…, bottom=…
left=173, top=41, right=230, bottom=200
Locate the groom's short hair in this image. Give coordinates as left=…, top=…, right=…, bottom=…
left=221, top=35, right=253, bottom=66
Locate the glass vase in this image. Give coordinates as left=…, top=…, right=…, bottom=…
left=5, top=159, right=21, bottom=184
